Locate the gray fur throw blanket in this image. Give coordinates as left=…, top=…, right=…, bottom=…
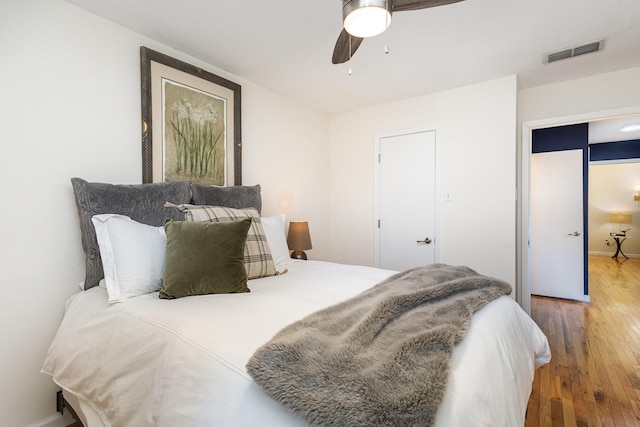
left=246, top=264, right=512, bottom=427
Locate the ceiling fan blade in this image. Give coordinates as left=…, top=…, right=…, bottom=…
left=332, top=28, right=364, bottom=64
left=391, top=0, right=464, bottom=12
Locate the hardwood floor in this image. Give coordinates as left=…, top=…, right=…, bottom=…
left=525, top=255, right=640, bottom=426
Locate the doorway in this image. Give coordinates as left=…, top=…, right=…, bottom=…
left=529, top=123, right=589, bottom=301
left=519, top=107, right=640, bottom=314
left=589, top=161, right=640, bottom=257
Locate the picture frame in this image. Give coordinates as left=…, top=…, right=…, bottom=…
left=140, top=46, right=242, bottom=185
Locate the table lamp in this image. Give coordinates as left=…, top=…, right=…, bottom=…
left=610, top=212, right=632, bottom=234
left=287, top=221, right=312, bottom=260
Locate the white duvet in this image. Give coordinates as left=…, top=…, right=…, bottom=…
left=42, top=261, right=550, bottom=426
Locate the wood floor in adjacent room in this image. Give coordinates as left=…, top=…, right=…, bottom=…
left=525, top=255, right=640, bottom=426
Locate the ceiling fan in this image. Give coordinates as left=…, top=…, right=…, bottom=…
left=332, top=0, right=465, bottom=64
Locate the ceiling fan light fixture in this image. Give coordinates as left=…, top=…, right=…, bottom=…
left=343, top=0, right=391, bottom=38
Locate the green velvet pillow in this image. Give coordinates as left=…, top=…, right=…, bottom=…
left=160, top=218, right=251, bottom=299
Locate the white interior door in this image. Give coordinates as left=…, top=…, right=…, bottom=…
left=530, top=149, right=584, bottom=300
left=376, top=130, right=436, bottom=271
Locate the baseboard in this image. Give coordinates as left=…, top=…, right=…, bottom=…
left=27, top=412, right=74, bottom=427
left=588, top=251, right=640, bottom=258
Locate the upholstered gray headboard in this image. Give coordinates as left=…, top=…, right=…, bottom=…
left=191, top=184, right=262, bottom=212
left=71, top=178, right=190, bottom=289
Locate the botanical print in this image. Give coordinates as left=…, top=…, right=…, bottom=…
left=162, top=79, right=226, bottom=184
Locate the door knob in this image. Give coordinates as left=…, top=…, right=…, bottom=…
left=567, top=231, right=581, bottom=237
left=417, top=237, right=432, bottom=244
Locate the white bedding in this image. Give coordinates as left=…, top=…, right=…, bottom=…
left=42, top=260, right=550, bottom=426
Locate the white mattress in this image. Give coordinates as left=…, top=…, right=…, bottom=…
left=42, top=260, right=550, bottom=426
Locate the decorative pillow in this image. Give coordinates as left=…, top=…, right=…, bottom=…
left=91, top=214, right=166, bottom=303
left=71, top=177, right=191, bottom=290
left=191, top=184, right=262, bottom=213
left=177, top=205, right=277, bottom=279
left=261, top=214, right=291, bottom=268
left=160, top=219, right=251, bottom=299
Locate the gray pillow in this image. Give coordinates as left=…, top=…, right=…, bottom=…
left=191, top=184, right=262, bottom=213
left=71, top=177, right=191, bottom=290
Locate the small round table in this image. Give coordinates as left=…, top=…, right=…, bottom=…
left=610, top=232, right=629, bottom=259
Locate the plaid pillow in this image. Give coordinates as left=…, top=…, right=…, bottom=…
left=177, top=205, right=276, bottom=280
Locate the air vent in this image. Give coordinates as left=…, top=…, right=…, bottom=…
left=544, top=39, right=605, bottom=64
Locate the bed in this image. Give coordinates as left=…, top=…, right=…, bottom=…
left=42, top=178, right=550, bottom=427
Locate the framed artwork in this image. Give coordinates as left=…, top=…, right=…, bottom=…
left=140, top=46, right=242, bottom=185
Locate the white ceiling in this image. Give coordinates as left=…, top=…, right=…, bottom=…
left=66, top=0, right=640, bottom=115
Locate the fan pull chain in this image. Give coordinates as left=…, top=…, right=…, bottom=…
left=348, top=35, right=353, bottom=76
left=384, top=2, right=390, bottom=56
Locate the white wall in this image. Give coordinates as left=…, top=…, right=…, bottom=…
left=329, top=76, right=518, bottom=285
left=589, top=162, right=640, bottom=257
left=241, top=83, right=331, bottom=257
left=0, top=1, right=330, bottom=425
left=518, top=67, right=640, bottom=122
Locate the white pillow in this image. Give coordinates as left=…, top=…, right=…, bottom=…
left=261, top=214, right=290, bottom=268
left=91, top=214, right=167, bottom=303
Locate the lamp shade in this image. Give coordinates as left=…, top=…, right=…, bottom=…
left=287, top=221, right=312, bottom=251
left=343, top=0, right=392, bottom=38
left=610, top=213, right=632, bottom=224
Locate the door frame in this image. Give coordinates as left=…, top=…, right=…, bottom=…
left=374, top=126, right=442, bottom=268
left=518, top=106, right=640, bottom=314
